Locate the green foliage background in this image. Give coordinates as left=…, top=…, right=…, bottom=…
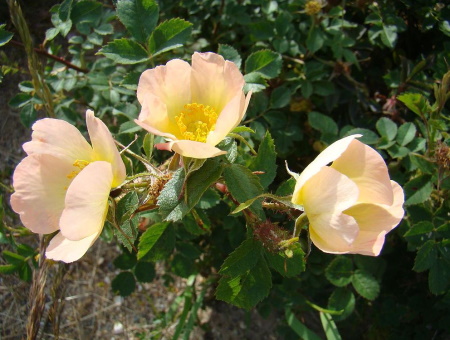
left=1, top=0, right=450, bottom=338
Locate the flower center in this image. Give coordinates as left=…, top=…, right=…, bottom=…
left=175, top=103, right=218, bottom=143
left=67, top=159, right=90, bottom=179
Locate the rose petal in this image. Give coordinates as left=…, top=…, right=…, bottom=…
left=207, top=91, right=245, bottom=145
left=295, top=166, right=359, bottom=214
left=137, top=59, right=191, bottom=120
left=191, top=52, right=245, bottom=112
left=60, top=161, right=113, bottom=241
left=309, top=212, right=359, bottom=254
left=10, top=154, right=73, bottom=234
left=293, top=135, right=361, bottom=195
left=23, top=118, right=93, bottom=162
left=170, top=140, right=227, bottom=159
left=46, top=230, right=101, bottom=263
left=331, top=139, right=393, bottom=205
left=348, top=231, right=387, bottom=256
left=86, top=110, right=126, bottom=187
left=134, top=115, right=177, bottom=140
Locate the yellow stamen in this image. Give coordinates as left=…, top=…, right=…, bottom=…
left=175, top=103, right=218, bottom=143
left=67, top=159, right=90, bottom=179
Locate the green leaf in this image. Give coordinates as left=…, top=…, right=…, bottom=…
left=59, top=0, right=74, bottom=22
left=171, top=253, right=195, bottom=278
left=328, top=288, right=355, bottom=321
left=112, top=271, right=136, bottom=296
left=309, top=111, right=338, bottom=137
left=404, top=174, right=433, bottom=206
left=218, top=44, right=242, bottom=69
left=243, top=72, right=269, bottom=93
left=285, top=308, right=322, bottom=340
left=20, top=104, right=38, bottom=128
left=270, top=85, right=291, bottom=109
left=114, top=250, right=137, bottom=270
left=137, top=222, right=174, bottom=261
left=19, top=263, right=32, bottom=282
left=342, top=128, right=379, bottom=145
left=396, top=122, right=416, bottom=146
left=148, top=18, right=192, bottom=57
left=376, top=117, right=397, bottom=141
left=307, top=26, right=325, bottom=53
left=381, top=25, right=397, bottom=48
left=116, top=191, right=139, bottom=224
left=249, top=131, right=277, bottom=188
left=219, top=238, right=262, bottom=277
left=320, top=312, right=342, bottom=340
left=98, top=38, right=149, bottom=64
left=116, top=0, right=159, bottom=43
left=326, top=257, right=353, bottom=287
left=114, top=215, right=139, bottom=252
left=265, top=244, right=305, bottom=278
left=397, top=92, right=430, bottom=116
left=70, top=0, right=102, bottom=24
left=157, top=168, right=187, bottom=221
left=216, top=256, right=271, bottom=310
left=184, top=159, right=223, bottom=211
left=231, top=126, right=255, bottom=134
left=9, top=93, right=32, bottom=108
left=351, top=269, right=380, bottom=301
left=134, top=261, right=156, bottom=282
left=245, top=50, right=282, bottom=79
left=223, top=164, right=265, bottom=219
left=413, top=240, right=438, bottom=272
left=0, top=264, right=18, bottom=274
left=404, top=221, right=434, bottom=238
left=0, top=24, right=14, bottom=46
left=3, top=250, right=25, bottom=265
left=429, top=258, right=450, bottom=294
left=409, top=154, right=436, bottom=174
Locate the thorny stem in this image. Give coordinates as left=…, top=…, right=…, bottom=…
left=10, top=40, right=89, bottom=73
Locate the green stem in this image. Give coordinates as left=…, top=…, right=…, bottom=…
left=293, top=212, right=308, bottom=237
left=228, top=133, right=257, bottom=155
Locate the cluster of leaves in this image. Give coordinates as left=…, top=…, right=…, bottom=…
left=1, top=0, right=450, bottom=338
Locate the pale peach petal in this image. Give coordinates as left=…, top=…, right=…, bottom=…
left=23, top=118, right=93, bottom=162
left=170, top=140, right=227, bottom=159
left=60, top=161, right=113, bottom=241
left=207, top=91, right=245, bottom=145
left=296, top=166, right=359, bottom=214
left=137, top=94, right=180, bottom=137
left=389, top=181, right=405, bottom=219
left=331, top=139, right=393, bottom=205
left=10, top=154, right=73, bottom=234
left=293, top=135, right=361, bottom=196
left=344, top=202, right=402, bottom=234
left=137, top=59, right=191, bottom=119
left=46, top=230, right=101, bottom=263
left=348, top=231, right=387, bottom=256
left=134, top=117, right=177, bottom=140
left=85, top=110, right=126, bottom=187
left=309, top=212, right=359, bottom=254
left=191, top=52, right=245, bottom=112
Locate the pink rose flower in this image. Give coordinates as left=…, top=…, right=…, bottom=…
left=11, top=110, right=126, bottom=262
left=291, top=135, right=404, bottom=256
left=135, top=52, right=251, bottom=159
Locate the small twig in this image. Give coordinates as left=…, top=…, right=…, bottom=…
left=10, top=40, right=89, bottom=73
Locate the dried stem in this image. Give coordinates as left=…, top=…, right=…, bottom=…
left=26, top=235, right=49, bottom=339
